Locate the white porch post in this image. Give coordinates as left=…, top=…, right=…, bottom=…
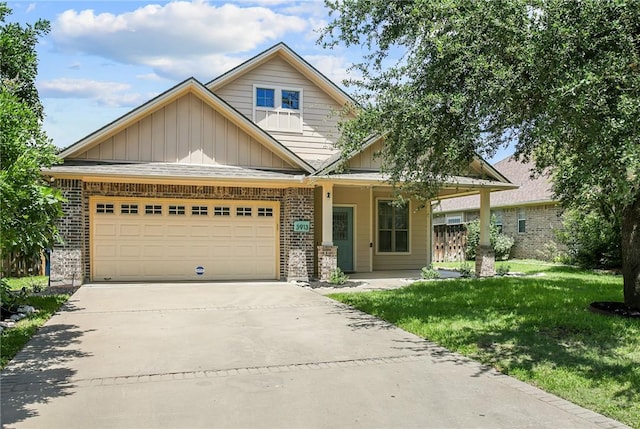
left=426, top=201, right=433, bottom=267
left=479, top=189, right=491, bottom=247
left=317, top=182, right=337, bottom=280
left=476, top=189, right=495, bottom=277
left=321, top=183, right=333, bottom=245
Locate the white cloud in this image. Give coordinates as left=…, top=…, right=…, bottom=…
left=304, top=54, right=357, bottom=87
left=26, top=3, right=36, bottom=14
left=51, top=1, right=308, bottom=80
left=38, top=78, right=147, bottom=107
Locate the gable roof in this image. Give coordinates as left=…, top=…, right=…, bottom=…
left=314, top=133, right=511, bottom=185
left=435, top=156, right=555, bottom=212
left=58, top=78, right=315, bottom=174
left=206, top=42, right=355, bottom=108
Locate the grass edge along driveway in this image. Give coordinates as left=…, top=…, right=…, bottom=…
left=328, top=262, right=640, bottom=429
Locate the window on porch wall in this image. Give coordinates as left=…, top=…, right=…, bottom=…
left=378, top=200, right=409, bottom=253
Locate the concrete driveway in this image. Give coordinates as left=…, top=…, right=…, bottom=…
left=1, top=282, right=628, bottom=429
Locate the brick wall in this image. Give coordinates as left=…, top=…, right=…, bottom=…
left=54, top=180, right=315, bottom=282
left=436, top=203, right=565, bottom=261
left=50, top=179, right=84, bottom=282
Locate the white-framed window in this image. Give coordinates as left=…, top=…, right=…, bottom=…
left=120, top=204, right=138, bottom=214
left=214, top=206, right=230, bottom=216
left=168, top=205, right=186, bottom=215
left=258, top=207, right=273, bottom=217
left=236, top=207, right=252, bottom=217
left=518, top=208, right=526, bottom=233
left=492, top=210, right=503, bottom=233
left=253, top=84, right=303, bottom=132
left=446, top=213, right=463, bottom=225
left=432, top=214, right=446, bottom=226
left=191, top=206, right=208, bottom=216
left=377, top=200, right=410, bottom=253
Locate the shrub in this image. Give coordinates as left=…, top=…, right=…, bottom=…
left=421, top=264, right=441, bottom=280
left=465, top=216, right=514, bottom=260
left=556, top=209, right=621, bottom=269
left=328, top=267, right=349, bottom=285
left=458, top=261, right=474, bottom=278
left=496, top=264, right=511, bottom=276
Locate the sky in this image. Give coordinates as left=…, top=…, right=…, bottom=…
left=8, top=0, right=513, bottom=163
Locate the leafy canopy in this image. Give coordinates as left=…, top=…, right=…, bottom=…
left=1, top=3, right=63, bottom=260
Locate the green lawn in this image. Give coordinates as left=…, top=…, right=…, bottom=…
left=1, top=276, right=72, bottom=369
left=329, top=262, right=640, bottom=428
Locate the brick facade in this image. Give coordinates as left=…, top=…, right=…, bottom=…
left=53, top=180, right=315, bottom=282
left=50, top=179, right=85, bottom=283
left=317, top=245, right=338, bottom=281
left=460, top=203, right=565, bottom=260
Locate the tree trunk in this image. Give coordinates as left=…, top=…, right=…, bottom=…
left=621, top=193, right=640, bottom=310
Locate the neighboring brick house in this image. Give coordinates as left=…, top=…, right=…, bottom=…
left=433, top=156, right=563, bottom=261
left=45, top=43, right=515, bottom=284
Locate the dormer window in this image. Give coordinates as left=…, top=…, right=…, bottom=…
left=256, top=88, right=275, bottom=108
left=253, top=84, right=303, bottom=133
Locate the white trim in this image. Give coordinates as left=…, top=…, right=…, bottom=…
left=252, top=83, right=303, bottom=133
left=334, top=204, right=357, bottom=272
left=375, top=197, right=411, bottom=255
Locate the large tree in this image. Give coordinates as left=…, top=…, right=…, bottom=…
left=1, top=3, right=63, bottom=272
left=321, top=0, right=640, bottom=309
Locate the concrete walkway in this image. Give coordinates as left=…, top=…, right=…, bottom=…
left=1, top=282, right=629, bottom=429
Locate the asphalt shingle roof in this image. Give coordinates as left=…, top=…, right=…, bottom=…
left=435, top=156, right=554, bottom=213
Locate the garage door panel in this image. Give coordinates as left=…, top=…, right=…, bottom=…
left=95, top=224, right=116, bottom=236
left=92, top=199, right=278, bottom=281
left=119, top=245, right=141, bottom=258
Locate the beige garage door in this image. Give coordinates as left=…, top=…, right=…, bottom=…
left=91, top=198, right=279, bottom=281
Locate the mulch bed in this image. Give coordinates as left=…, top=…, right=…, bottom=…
left=589, top=301, right=640, bottom=319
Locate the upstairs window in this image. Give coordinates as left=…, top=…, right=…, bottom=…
left=253, top=84, right=303, bottom=132
left=256, top=88, right=274, bottom=108
left=281, top=90, right=299, bottom=109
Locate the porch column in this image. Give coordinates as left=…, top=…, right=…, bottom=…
left=318, top=183, right=337, bottom=280
left=475, top=189, right=496, bottom=277
left=425, top=201, right=433, bottom=267
left=321, top=183, right=334, bottom=245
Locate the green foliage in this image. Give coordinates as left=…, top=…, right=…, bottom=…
left=421, top=264, right=440, bottom=280
left=465, top=217, right=515, bottom=260
left=1, top=5, right=63, bottom=262
left=557, top=209, right=622, bottom=269
left=321, top=0, right=640, bottom=308
left=496, top=264, right=511, bottom=277
left=328, top=268, right=638, bottom=427
left=328, top=267, right=349, bottom=285
left=457, top=261, right=474, bottom=278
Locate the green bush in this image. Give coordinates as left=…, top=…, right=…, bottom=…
left=465, top=217, right=514, bottom=260
left=421, top=264, right=441, bottom=280
left=328, top=267, right=349, bottom=285
left=556, top=209, right=621, bottom=269
left=458, top=261, right=474, bottom=278
left=496, top=264, right=511, bottom=276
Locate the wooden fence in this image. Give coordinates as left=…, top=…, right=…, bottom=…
left=433, top=224, right=467, bottom=262
left=0, top=252, right=45, bottom=278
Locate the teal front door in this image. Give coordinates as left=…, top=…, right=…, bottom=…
left=333, top=207, right=354, bottom=272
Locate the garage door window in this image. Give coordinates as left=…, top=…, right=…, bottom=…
left=258, top=207, right=273, bottom=217
left=214, top=206, right=230, bottom=216
left=145, top=205, right=162, bottom=215
left=191, top=206, right=208, bottom=216
left=169, top=205, right=186, bottom=215
left=237, top=207, right=252, bottom=217
left=120, top=204, right=138, bottom=214
left=96, top=203, right=114, bottom=214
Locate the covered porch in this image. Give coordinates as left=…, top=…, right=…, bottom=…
left=311, top=173, right=517, bottom=280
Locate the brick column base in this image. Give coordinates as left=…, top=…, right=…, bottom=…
left=317, top=246, right=337, bottom=281
left=475, top=245, right=495, bottom=277
left=287, top=249, right=310, bottom=282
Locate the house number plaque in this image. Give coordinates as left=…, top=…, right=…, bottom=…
left=294, top=221, right=310, bottom=233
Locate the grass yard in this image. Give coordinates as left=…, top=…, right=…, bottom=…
left=1, top=276, right=72, bottom=369
left=329, top=262, right=640, bottom=428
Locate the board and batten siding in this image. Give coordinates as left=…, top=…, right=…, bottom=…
left=348, top=139, right=384, bottom=170
left=212, top=56, right=345, bottom=165
left=70, top=93, right=294, bottom=170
